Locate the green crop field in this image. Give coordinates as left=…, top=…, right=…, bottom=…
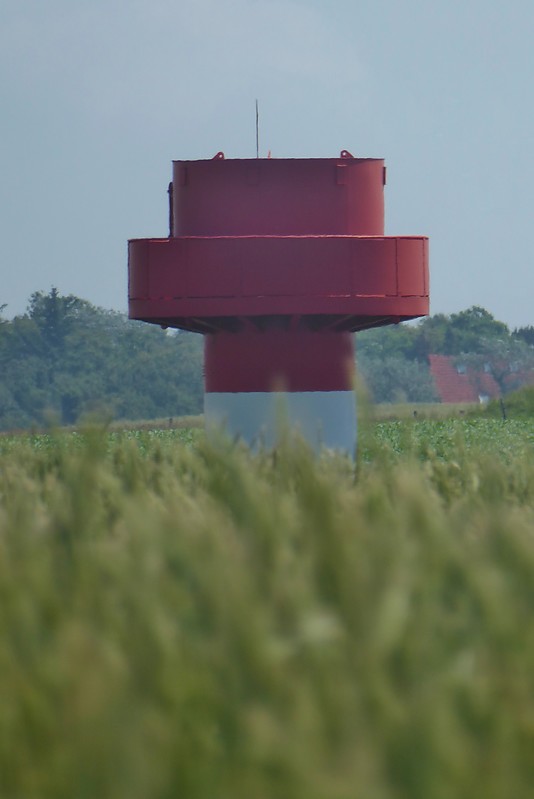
left=1, top=417, right=534, bottom=798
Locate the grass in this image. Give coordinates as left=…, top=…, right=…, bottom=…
left=372, top=402, right=476, bottom=421
left=1, top=418, right=534, bottom=798
left=107, top=414, right=205, bottom=432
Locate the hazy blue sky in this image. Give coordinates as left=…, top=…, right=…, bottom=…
left=1, top=0, right=533, bottom=327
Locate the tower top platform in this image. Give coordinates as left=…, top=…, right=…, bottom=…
left=128, top=151, right=428, bottom=334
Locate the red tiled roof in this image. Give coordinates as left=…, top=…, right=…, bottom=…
left=428, top=354, right=501, bottom=403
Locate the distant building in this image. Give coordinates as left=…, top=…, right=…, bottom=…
left=428, top=355, right=500, bottom=404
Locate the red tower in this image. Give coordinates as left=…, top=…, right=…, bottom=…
left=128, top=151, right=429, bottom=451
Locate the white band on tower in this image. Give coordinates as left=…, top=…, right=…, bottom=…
left=205, top=390, right=357, bottom=453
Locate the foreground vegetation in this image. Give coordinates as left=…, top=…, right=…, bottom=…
left=1, top=418, right=534, bottom=798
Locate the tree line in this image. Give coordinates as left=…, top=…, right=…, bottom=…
left=0, top=289, right=203, bottom=431
left=1, top=291, right=533, bottom=430
left=357, top=306, right=534, bottom=403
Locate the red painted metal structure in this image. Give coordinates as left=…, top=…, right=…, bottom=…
left=128, top=151, right=429, bottom=449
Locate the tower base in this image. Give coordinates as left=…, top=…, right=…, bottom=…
left=205, top=390, right=357, bottom=454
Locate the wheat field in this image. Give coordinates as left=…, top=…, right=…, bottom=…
left=1, top=419, right=534, bottom=798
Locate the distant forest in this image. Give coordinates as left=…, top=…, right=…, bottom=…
left=0, top=290, right=203, bottom=431
left=1, top=290, right=534, bottom=431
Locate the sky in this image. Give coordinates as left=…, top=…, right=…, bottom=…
left=1, top=0, right=533, bottom=328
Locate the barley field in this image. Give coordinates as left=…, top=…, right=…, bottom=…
left=1, top=417, right=534, bottom=798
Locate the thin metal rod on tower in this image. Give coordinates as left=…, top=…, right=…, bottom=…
left=255, top=99, right=259, bottom=158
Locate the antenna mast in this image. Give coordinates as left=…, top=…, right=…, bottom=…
left=255, top=99, right=259, bottom=158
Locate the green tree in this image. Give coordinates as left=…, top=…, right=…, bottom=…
left=356, top=323, right=419, bottom=361
left=28, top=288, right=83, bottom=347
left=357, top=322, right=438, bottom=403
left=411, top=313, right=450, bottom=358
left=0, top=290, right=203, bottom=430
left=412, top=307, right=510, bottom=358
left=445, top=306, right=509, bottom=354
left=513, top=326, right=534, bottom=347
left=358, top=354, right=438, bottom=404
left=458, top=337, right=534, bottom=396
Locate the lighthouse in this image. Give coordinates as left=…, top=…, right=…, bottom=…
left=128, top=151, right=429, bottom=452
